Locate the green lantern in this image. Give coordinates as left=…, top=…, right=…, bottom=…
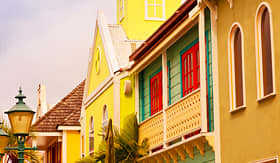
left=5, top=88, right=35, bottom=136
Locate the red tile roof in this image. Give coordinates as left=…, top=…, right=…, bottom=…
left=32, top=80, right=85, bottom=132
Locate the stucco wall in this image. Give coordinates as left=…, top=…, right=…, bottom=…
left=217, top=0, right=280, bottom=162
left=120, top=75, right=135, bottom=129
left=66, top=130, right=81, bottom=163
left=85, top=85, right=114, bottom=155
left=117, top=0, right=182, bottom=40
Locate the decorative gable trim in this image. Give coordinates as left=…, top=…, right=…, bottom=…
left=84, top=11, right=121, bottom=106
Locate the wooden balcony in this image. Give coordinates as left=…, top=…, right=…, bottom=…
left=138, top=89, right=201, bottom=150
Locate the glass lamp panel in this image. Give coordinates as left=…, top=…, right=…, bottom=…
left=0, top=136, right=9, bottom=153
left=8, top=112, right=34, bottom=134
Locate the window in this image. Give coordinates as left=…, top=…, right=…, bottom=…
left=102, top=105, right=108, bottom=128
left=256, top=3, right=274, bottom=99
left=145, top=0, right=165, bottom=20
left=181, top=42, right=200, bottom=96
left=89, top=116, right=94, bottom=154
left=150, top=70, right=163, bottom=116
left=252, top=157, right=278, bottom=163
left=119, top=0, right=124, bottom=21
left=228, top=24, right=246, bottom=110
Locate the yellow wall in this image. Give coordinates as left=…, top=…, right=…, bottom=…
left=85, top=85, right=114, bottom=154
left=66, top=130, right=81, bottom=163
left=117, top=0, right=182, bottom=40
left=217, top=0, right=280, bottom=162
left=87, top=27, right=111, bottom=95
left=120, top=75, right=135, bottom=129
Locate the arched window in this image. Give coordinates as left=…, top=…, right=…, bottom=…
left=228, top=23, right=246, bottom=110
left=102, top=105, right=108, bottom=128
left=89, top=116, right=94, bottom=154
left=256, top=3, right=274, bottom=99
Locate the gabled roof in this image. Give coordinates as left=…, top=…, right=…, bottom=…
left=129, top=0, right=197, bottom=62
left=32, top=80, right=85, bottom=132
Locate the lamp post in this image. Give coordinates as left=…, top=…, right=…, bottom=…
left=4, top=88, right=37, bottom=163
left=0, top=121, right=9, bottom=162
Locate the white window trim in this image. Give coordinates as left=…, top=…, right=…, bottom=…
left=89, top=116, right=94, bottom=154
left=119, top=0, right=125, bottom=21
left=145, top=0, right=166, bottom=21
left=228, top=22, right=246, bottom=112
left=250, top=156, right=279, bottom=163
left=255, top=2, right=276, bottom=100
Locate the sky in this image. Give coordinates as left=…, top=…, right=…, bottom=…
left=0, top=0, right=116, bottom=114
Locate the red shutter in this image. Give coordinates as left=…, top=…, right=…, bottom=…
left=150, top=71, right=163, bottom=116
left=182, top=42, right=200, bottom=96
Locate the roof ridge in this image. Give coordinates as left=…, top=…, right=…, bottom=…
left=32, top=80, right=85, bottom=129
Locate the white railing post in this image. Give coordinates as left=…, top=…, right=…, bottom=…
left=199, top=8, right=208, bottom=133
left=162, top=51, right=168, bottom=148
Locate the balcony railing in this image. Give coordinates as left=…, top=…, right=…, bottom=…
left=138, top=112, right=164, bottom=149
left=138, top=89, right=201, bottom=150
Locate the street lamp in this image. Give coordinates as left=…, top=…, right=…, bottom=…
left=4, top=88, right=37, bottom=163
left=0, top=121, right=9, bottom=162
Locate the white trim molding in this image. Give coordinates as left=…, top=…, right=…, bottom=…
left=255, top=2, right=276, bottom=100
left=119, top=0, right=125, bottom=21
left=250, top=156, right=279, bottom=163
left=57, top=126, right=81, bottom=131
left=228, top=22, right=246, bottom=112
left=32, top=132, right=62, bottom=137
left=62, top=131, right=67, bottom=163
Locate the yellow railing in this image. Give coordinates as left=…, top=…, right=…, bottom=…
left=165, top=90, right=201, bottom=141
left=138, top=112, right=164, bottom=149
left=138, top=90, right=201, bottom=150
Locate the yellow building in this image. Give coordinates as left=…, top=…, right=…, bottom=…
left=80, top=0, right=187, bottom=157
left=32, top=81, right=85, bottom=163
left=80, top=12, right=140, bottom=156
left=116, top=0, right=186, bottom=40
left=216, top=0, right=280, bottom=162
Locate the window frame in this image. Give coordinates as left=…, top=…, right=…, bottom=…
left=149, top=69, right=163, bottom=116
left=102, top=105, right=108, bottom=128
left=181, top=40, right=200, bottom=97
left=89, top=116, right=94, bottom=154
left=119, top=0, right=125, bottom=21
left=255, top=2, right=275, bottom=101
left=250, top=156, right=279, bottom=163
left=145, top=0, right=166, bottom=21
left=228, top=23, right=246, bottom=112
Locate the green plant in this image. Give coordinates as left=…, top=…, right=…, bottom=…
left=76, top=114, right=149, bottom=163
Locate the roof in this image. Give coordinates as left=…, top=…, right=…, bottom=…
left=107, top=24, right=143, bottom=68
left=129, top=0, right=197, bottom=62
left=32, top=80, right=85, bottom=132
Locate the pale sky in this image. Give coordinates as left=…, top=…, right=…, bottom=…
left=0, top=0, right=116, bottom=113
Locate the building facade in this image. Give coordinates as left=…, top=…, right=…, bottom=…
left=128, top=0, right=219, bottom=162
left=32, top=81, right=85, bottom=163
left=81, top=0, right=187, bottom=157
left=216, top=0, right=280, bottom=162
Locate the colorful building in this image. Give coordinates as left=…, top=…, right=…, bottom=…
left=80, top=12, right=139, bottom=156
left=216, top=0, right=280, bottom=162
left=127, top=0, right=220, bottom=162
left=80, top=0, right=186, bottom=157
left=32, top=81, right=85, bottom=163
